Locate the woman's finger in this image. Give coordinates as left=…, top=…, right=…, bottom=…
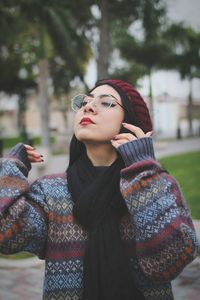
left=24, top=144, right=35, bottom=150
left=27, top=154, right=44, bottom=163
left=145, top=131, right=153, bottom=137
left=26, top=149, right=42, bottom=157
left=24, top=145, right=44, bottom=163
left=122, top=123, right=145, bottom=138
left=114, top=133, right=136, bottom=141
left=111, top=138, right=136, bottom=149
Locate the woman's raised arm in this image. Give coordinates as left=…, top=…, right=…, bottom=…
left=0, top=143, right=48, bottom=258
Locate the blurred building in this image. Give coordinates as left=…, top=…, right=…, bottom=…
left=0, top=94, right=74, bottom=135
left=0, top=92, right=200, bottom=141
left=152, top=94, right=200, bottom=138
left=0, top=93, right=18, bottom=136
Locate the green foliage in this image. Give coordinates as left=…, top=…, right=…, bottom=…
left=111, top=62, right=147, bottom=87
left=163, top=24, right=200, bottom=80
left=160, top=152, right=200, bottom=219
left=162, top=24, right=200, bottom=135
left=114, top=29, right=169, bottom=71
left=2, top=135, right=55, bottom=149
left=140, top=0, right=167, bottom=40
left=0, top=252, right=35, bottom=260
left=112, top=0, right=170, bottom=87
left=0, top=1, right=92, bottom=97
left=0, top=5, right=37, bottom=95
left=112, top=1, right=200, bottom=89
left=107, top=0, right=141, bottom=25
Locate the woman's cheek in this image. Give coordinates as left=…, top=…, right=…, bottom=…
left=74, top=124, right=81, bottom=140
left=110, top=121, right=122, bottom=134
left=73, top=114, right=81, bottom=135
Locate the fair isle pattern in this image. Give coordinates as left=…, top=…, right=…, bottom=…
left=0, top=141, right=199, bottom=300
left=1, top=158, right=28, bottom=179
left=0, top=195, right=47, bottom=257
left=120, top=162, right=199, bottom=282
left=120, top=172, right=169, bottom=214
left=44, top=291, right=82, bottom=300
left=44, top=259, right=83, bottom=291
left=130, top=258, right=174, bottom=300
left=138, top=237, right=194, bottom=280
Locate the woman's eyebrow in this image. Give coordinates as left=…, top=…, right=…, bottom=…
left=87, top=93, right=117, bottom=99
left=87, top=93, right=95, bottom=97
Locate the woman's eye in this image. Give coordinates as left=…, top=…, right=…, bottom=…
left=101, top=101, right=111, bottom=107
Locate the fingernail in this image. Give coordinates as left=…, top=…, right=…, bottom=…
left=122, top=122, right=127, bottom=126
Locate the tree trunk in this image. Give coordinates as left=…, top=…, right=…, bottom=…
left=187, top=77, right=193, bottom=136
left=18, top=94, right=28, bottom=143
left=38, top=59, right=51, bottom=150
left=148, top=69, right=154, bottom=128
left=97, top=0, right=111, bottom=80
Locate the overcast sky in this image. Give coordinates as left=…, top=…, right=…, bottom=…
left=85, top=0, right=200, bottom=99
left=167, top=0, right=200, bottom=30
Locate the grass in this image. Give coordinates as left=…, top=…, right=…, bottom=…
left=0, top=252, right=35, bottom=260
left=2, top=135, right=55, bottom=149
left=160, top=151, right=200, bottom=219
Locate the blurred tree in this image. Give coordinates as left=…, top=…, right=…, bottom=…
left=19, top=0, right=92, bottom=150
left=0, top=3, right=37, bottom=142
left=113, top=0, right=169, bottom=124
left=0, top=1, right=92, bottom=149
left=163, top=24, right=200, bottom=136
left=96, top=0, right=110, bottom=79
left=110, top=62, right=147, bottom=86
left=88, top=0, right=142, bottom=80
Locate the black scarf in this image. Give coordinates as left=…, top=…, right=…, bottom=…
left=67, top=152, right=144, bottom=300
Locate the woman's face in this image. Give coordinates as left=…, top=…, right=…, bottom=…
left=73, top=85, right=125, bottom=144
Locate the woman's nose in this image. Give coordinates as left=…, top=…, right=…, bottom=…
left=83, top=99, right=97, bottom=113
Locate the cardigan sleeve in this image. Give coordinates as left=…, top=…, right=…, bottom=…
left=117, top=137, right=199, bottom=281
left=0, top=143, right=48, bottom=259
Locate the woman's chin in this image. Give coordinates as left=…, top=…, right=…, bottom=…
left=76, top=134, right=112, bottom=145
left=76, top=135, right=95, bottom=144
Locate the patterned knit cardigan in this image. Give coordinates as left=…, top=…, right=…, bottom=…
left=0, top=138, right=199, bottom=300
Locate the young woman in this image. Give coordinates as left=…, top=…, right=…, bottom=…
left=0, top=79, right=199, bottom=300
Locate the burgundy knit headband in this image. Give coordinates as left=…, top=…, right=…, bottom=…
left=94, top=79, right=152, bottom=133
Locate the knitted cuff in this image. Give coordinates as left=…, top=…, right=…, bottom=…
left=8, top=143, right=31, bottom=172
left=117, top=137, right=156, bottom=166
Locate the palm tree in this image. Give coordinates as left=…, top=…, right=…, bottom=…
left=113, top=0, right=169, bottom=125
left=12, top=1, right=92, bottom=150
left=0, top=5, right=37, bottom=142
left=163, top=24, right=200, bottom=136
left=89, top=0, right=142, bottom=80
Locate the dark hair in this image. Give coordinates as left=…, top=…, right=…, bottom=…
left=68, top=135, right=86, bottom=166
left=68, top=79, right=152, bottom=167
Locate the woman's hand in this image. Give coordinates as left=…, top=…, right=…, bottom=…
left=111, top=123, right=152, bottom=148
left=24, top=144, right=44, bottom=163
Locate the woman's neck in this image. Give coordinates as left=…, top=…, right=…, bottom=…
left=85, top=143, right=118, bottom=166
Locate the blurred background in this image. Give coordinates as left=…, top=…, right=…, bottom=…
left=0, top=0, right=200, bottom=157
left=0, top=2, right=200, bottom=299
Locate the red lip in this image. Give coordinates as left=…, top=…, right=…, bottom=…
left=80, top=117, right=95, bottom=125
